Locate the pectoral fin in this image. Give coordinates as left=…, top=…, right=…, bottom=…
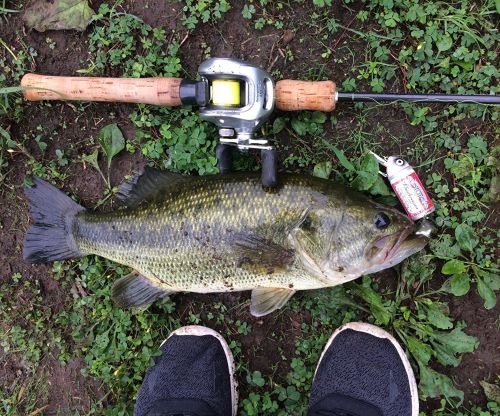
left=111, top=271, right=174, bottom=308
left=250, top=287, right=296, bottom=317
left=234, top=233, right=294, bottom=274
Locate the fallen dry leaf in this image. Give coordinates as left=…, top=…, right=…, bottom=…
left=24, top=0, right=95, bottom=32
left=480, top=380, right=500, bottom=403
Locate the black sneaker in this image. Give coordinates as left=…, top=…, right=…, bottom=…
left=134, top=325, right=237, bottom=416
left=308, top=322, right=418, bottom=416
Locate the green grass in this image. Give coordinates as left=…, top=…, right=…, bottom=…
left=0, top=0, right=499, bottom=414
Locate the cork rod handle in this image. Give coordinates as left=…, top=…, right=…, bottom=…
left=21, top=74, right=183, bottom=106
left=275, top=80, right=336, bottom=112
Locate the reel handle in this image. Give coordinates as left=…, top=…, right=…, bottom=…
left=275, top=80, right=336, bottom=112
left=21, top=74, right=183, bottom=106
left=21, top=74, right=338, bottom=113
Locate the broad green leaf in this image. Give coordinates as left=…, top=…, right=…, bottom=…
left=82, top=149, right=100, bottom=171
left=99, top=123, right=125, bottom=169
left=0, top=126, right=11, bottom=140
left=436, top=35, right=453, bottom=52
left=313, top=161, right=332, bottom=179
left=461, top=208, right=486, bottom=224
left=406, top=335, right=433, bottom=366
left=358, top=152, right=379, bottom=174
left=428, top=324, right=478, bottom=367
left=311, top=111, right=327, bottom=124
left=272, top=117, right=286, bottom=134
left=455, top=223, right=478, bottom=252
left=421, top=301, right=453, bottom=329
left=24, top=0, right=95, bottom=32
left=448, top=155, right=475, bottom=180
left=475, top=268, right=500, bottom=291
left=351, top=171, right=376, bottom=191
left=467, top=135, right=488, bottom=164
left=484, top=273, right=500, bottom=291
left=278, top=385, right=300, bottom=406
left=247, top=370, right=265, bottom=387
left=441, top=273, right=471, bottom=296
left=369, top=175, right=391, bottom=196
left=418, top=363, right=464, bottom=404
left=480, top=380, right=500, bottom=403
left=477, top=276, right=496, bottom=309
left=442, top=259, right=467, bottom=275
left=287, top=386, right=300, bottom=401
left=351, top=153, right=380, bottom=191
left=431, top=342, right=461, bottom=367
left=348, top=283, right=392, bottom=325
left=341, top=78, right=357, bottom=92
left=291, top=118, right=307, bottom=136
left=430, top=325, right=479, bottom=355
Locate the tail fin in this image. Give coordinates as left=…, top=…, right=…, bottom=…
left=23, top=177, right=85, bottom=263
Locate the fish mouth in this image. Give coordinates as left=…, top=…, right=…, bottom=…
left=366, top=220, right=434, bottom=273
left=370, top=225, right=413, bottom=264
left=386, top=225, right=415, bottom=262
left=389, top=219, right=435, bottom=264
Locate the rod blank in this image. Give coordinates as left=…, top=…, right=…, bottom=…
left=337, top=92, right=500, bottom=105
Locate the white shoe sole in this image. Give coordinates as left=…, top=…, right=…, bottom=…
left=161, top=325, right=238, bottom=416
left=314, top=322, right=419, bottom=416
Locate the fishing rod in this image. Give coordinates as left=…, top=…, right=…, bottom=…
left=21, top=57, right=500, bottom=186
left=337, top=92, right=500, bottom=104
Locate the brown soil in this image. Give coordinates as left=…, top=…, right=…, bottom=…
left=448, top=292, right=500, bottom=402
left=0, top=0, right=498, bottom=414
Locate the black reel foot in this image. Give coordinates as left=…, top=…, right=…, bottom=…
left=261, top=148, right=278, bottom=188
left=216, top=144, right=233, bottom=173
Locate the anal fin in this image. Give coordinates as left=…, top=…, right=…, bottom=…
left=250, top=287, right=296, bottom=317
left=111, top=271, right=174, bottom=308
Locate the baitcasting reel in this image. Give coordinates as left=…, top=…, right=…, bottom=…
left=179, top=58, right=278, bottom=187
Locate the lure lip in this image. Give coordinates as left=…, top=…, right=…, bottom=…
left=415, top=218, right=436, bottom=238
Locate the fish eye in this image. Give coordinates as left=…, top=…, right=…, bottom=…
left=374, top=213, right=391, bottom=229
left=395, top=158, right=405, bottom=166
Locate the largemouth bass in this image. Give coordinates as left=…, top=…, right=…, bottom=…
left=23, top=169, right=431, bottom=316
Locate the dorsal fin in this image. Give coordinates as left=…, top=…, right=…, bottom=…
left=117, top=167, right=189, bottom=208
